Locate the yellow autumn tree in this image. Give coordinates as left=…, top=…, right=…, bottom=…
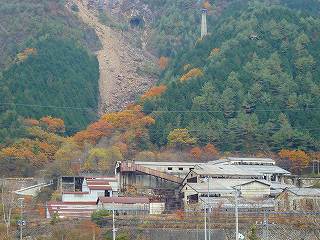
left=167, top=129, right=196, bottom=150
left=180, top=68, right=204, bottom=81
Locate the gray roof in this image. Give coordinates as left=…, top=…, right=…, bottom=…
left=286, top=187, right=320, bottom=197
left=134, top=161, right=199, bottom=166
left=193, top=163, right=290, bottom=176
left=186, top=179, right=269, bottom=194
left=226, top=157, right=275, bottom=163
left=199, top=197, right=275, bottom=209
left=208, top=157, right=275, bottom=165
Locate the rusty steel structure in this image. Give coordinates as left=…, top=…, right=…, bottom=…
left=119, top=162, right=183, bottom=184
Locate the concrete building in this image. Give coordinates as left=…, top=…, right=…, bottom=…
left=115, top=161, right=200, bottom=210
left=181, top=179, right=274, bottom=210
left=276, top=187, right=320, bottom=211
left=180, top=157, right=291, bottom=210
left=47, top=176, right=118, bottom=219
left=61, top=177, right=118, bottom=202
left=183, top=157, right=290, bottom=184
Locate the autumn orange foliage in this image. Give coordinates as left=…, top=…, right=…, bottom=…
left=158, top=56, right=170, bottom=70
left=203, top=143, right=219, bottom=157
left=202, top=0, right=212, bottom=10
left=210, top=48, right=220, bottom=57
left=23, top=118, right=40, bottom=127
left=141, top=85, right=167, bottom=101
left=180, top=68, right=204, bottom=81
left=73, top=105, right=155, bottom=146
left=190, top=147, right=202, bottom=159
left=279, top=149, right=310, bottom=174
left=40, top=116, right=65, bottom=133
left=17, top=48, right=37, bottom=62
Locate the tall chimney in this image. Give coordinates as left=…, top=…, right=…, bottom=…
left=201, top=8, right=208, bottom=39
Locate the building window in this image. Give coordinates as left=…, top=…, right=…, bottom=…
left=168, top=167, right=172, bottom=170
left=293, top=200, right=297, bottom=210
left=179, top=167, right=183, bottom=171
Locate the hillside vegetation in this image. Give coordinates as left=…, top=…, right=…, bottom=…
left=143, top=0, right=320, bottom=152
left=0, top=0, right=100, bottom=144
left=0, top=39, right=99, bottom=137
left=0, top=0, right=100, bottom=68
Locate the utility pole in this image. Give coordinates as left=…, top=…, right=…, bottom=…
left=207, top=178, right=210, bottom=240
left=18, top=198, right=24, bottom=240
left=204, top=198, right=207, bottom=240
left=203, top=177, right=208, bottom=240
left=112, top=203, right=116, bottom=240
left=262, top=210, right=269, bottom=240
left=235, top=189, right=239, bottom=240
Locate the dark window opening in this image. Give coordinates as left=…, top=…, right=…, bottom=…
left=179, top=167, right=183, bottom=171
left=168, top=167, right=173, bottom=170
left=104, top=190, right=110, bottom=197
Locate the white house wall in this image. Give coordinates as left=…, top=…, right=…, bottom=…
left=62, top=189, right=111, bottom=202
left=239, top=182, right=270, bottom=198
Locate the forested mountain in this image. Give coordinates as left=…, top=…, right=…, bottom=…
left=0, top=39, right=99, bottom=138
left=0, top=0, right=100, bottom=68
left=0, top=0, right=100, bottom=144
left=143, top=0, right=320, bottom=153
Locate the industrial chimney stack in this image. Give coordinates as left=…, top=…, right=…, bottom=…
left=201, top=8, right=208, bottom=39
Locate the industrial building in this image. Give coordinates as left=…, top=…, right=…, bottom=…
left=180, top=157, right=291, bottom=210
left=115, top=161, right=200, bottom=209
left=276, top=187, right=320, bottom=211
left=47, top=176, right=119, bottom=219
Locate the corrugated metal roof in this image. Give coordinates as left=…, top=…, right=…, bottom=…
left=85, top=178, right=117, bottom=191
left=287, top=187, right=320, bottom=197
left=134, top=161, right=200, bottom=166
left=198, top=197, right=275, bottom=209
left=89, top=186, right=112, bottom=190
left=47, top=201, right=97, bottom=219
left=63, top=192, right=89, bottom=195
left=98, top=197, right=150, bottom=204
left=226, top=157, right=274, bottom=163
left=186, top=179, right=269, bottom=193
left=193, top=164, right=289, bottom=176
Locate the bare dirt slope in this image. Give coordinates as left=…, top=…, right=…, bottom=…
left=70, top=0, right=157, bottom=113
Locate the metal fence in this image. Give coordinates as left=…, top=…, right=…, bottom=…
left=2, top=210, right=319, bottom=240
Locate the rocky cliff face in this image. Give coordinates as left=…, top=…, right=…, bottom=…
left=69, top=0, right=158, bottom=113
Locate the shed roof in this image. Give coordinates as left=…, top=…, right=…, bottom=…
left=97, top=197, right=150, bottom=204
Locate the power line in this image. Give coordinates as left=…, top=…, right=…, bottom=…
left=1, top=102, right=320, bottom=114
